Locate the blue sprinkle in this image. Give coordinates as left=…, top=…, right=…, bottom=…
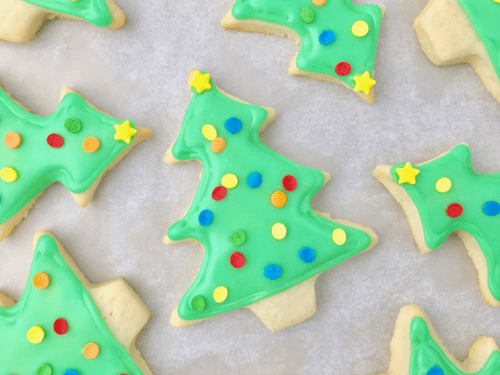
left=225, top=117, right=243, bottom=134
left=319, top=30, right=336, bottom=45
left=64, top=370, right=79, bottom=375
left=299, top=247, right=316, bottom=263
left=426, top=367, right=444, bottom=375
left=264, top=264, right=282, bottom=280
left=247, top=172, right=262, bottom=188
left=483, top=201, right=500, bottom=216
left=198, top=209, right=214, bottom=226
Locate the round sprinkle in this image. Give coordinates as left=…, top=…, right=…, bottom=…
left=230, top=252, right=246, bottom=268
left=300, top=7, right=315, bottom=23
left=271, top=191, right=287, bottom=208
left=191, top=295, right=207, bottom=312
left=221, top=173, right=238, bottom=189
left=483, top=201, right=500, bottom=216
left=352, top=20, right=369, bottom=37
left=53, top=318, right=68, bottom=335
left=264, top=264, right=282, bottom=280
left=427, top=367, right=444, bottom=375
left=82, top=137, right=100, bottom=153
left=4, top=131, right=21, bottom=149
left=332, top=228, right=347, bottom=245
left=225, top=117, right=243, bottom=134
left=230, top=230, right=246, bottom=246
left=212, top=186, right=227, bottom=201
left=37, top=364, right=53, bottom=375
left=335, top=62, right=352, bottom=76
left=202, top=124, right=217, bottom=141
left=299, top=247, right=316, bottom=263
left=83, top=343, right=99, bottom=359
left=213, top=286, right=228, bottom=303
left=313, top=0, right=327, bottom=5
left=272, top=223, right=287, bottom=240
left=33, top=272, right=50, bottom=289
left=247, top=172, right=262, bottom=188
left=64, top=118, right=82, bottom=133
left=282, top=175, right=297, bottom=191
left=198, top=209, right=214, bottom=226
left=63, top=370, right=78, bottom=375
left=211, top=137, right=226, bottom=153
left=0, top=167, right=18, bottom=183
left=319, top=30, right=336, bottom=45
left=47, top=133, right=64, bottom=148
left=446, top=203, right=463, bottom=218
left=27, top=326, right=45, bottom=344
left=435, top=177, right=452, bottom=193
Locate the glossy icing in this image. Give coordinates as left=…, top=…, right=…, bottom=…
left=230, top=0, right=383, bottom=89
left=22, top=0, right=113, bottom=27
left=0, top=235, right=144, bottom=373
left=0, top=88, right=137, bottom=224
left=168, top=71, right=374, bottom=321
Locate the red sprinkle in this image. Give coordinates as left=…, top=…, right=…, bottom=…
left=282, top=175, right=297, bottom=191
left=53, top=318, right=68, bottom=335
left=212, top=186, right=227, bottom=201
left=335, top=62, right=352, bottom=76
left=446, top=203, right=463, bottom=218
left=230, top=252, right=246, bottom=269
left=47, top=133, right=64, bottom=148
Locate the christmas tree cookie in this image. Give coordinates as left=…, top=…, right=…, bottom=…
left=222, top=0, right=385, bottom=103
left=378, top=304, right=500, bottom=375
left=0, top=231, right=153, bottom=374
left=0, top=0, right=126, bottom=43
left=0, top=83, right=151, bottom=242
left=374, top=144, right=500, bottom=306
left=415, top=0, right=500, bottom=104
left=164, top=69, right=378, bottom=331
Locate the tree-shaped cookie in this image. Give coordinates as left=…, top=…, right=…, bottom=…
left=222, top=0, right=385, bottom=103
left=378, top=304, right=500, bottom=375
left=0, top=0, right=126, bottom=43
left=0, top=231, right=153, bottom=374
left=164, top=69, right=378, bottom=331
left=374, top=144, right=500, bottom=306
left=0, top=83, right=151, bottom=241
left=415, top=0, right=500, bottom=103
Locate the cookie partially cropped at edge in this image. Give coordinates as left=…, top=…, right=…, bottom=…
left=164, top=69, right=378, bottom=332
left=374, top=144, right=500, bottom=306
left=0, top=0, right=126, bottom=43
left=0, top=83, right=151, bottom=242
left=378, top=304, right=500, bottom=375
left=222, top=0, right=385, bottom=103
left=414, top=0, right=500, bottom=103
left=0, top=231, right=153, bottom=374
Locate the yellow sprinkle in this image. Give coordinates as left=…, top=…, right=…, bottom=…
left=272, top=223, right=287, bottom=240
left=213, top=286, right=228, bottom=303
left=332, top=228, right=346, bottom=245
left=202, top=124, right=217, bottom=141
left=114, top=120, right=137, bottom=144
left=190, top=71, right=212, bottom=94
left=436, top=177, right=452, bottom=193
left=353, top=71, right=376, bottom=94
left=396, top=162, right=420, bottom=185
left=27, top=326, right=45, bottom=344
left=0, top=167, right=18, bottom=183
left=221, top=174, right=238, bottom=189
left=352, top=20, right=369, bottom=37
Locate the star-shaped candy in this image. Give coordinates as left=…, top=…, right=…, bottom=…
left=114, top=120, right=138, bottom=144
left=353, top=71, right=376, bottom=94
left=395, top=162, right=420, bottom=185
left=189, top=71, right=212, bottom=93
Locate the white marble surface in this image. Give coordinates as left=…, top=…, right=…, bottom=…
left=1, top=0, right=500, bottom=374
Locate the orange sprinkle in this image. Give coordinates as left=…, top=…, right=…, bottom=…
left=83, top=343, right=99, bottom=359
left=33, top=272, right=50, bottom=290
left=211, top=137, right=226, bottom=153
left=271, top=191, right=287, bottom=208
left=4, top=131, right=21, bottom=149
left=82, top=136, right=100, bottom=153
left=313, top=0, right=327, bottom=5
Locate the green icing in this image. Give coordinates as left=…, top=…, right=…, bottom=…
left=409, top=317, right=500, bottom=375
left=0, top=235, right=144, bottom=373
left=456, top=0, right=500, bottom=81
left=0, top=88, right=137, bottom=224
left=389, top=144, right=500, bottom=301
left=22, top=0, right=112, bottom=27
left=230, top=0, right=383, bottom=89
left=168, top=72, right=374, bottom=321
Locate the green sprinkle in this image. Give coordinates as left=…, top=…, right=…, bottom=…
left=230, top=230, right=246, bottom=246
left=300, top=7, right=315, bottom=24
left=37, top=364, right=53, bottom=375
left=64, top=118, right=82, bottom=133
left=191, top=295, right=207, bottom=312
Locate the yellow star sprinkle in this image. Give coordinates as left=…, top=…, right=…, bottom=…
left=396, top=162, right=420, bottom=185
left=353, top=71, right=376, bottom=94
left=190, top=71, right=212, bottom=94
left=114, top=120, right=137, bottom=144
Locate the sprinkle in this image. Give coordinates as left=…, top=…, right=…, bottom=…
left=63, top=371, right=78, bottom=375
left=299, top=247, right=316, bottom=263
left=446, top=203, right=463, bottom=218
left=37, top=364, right=53, bottom=375
left=190, top=71, right=212, bottom=93
left=319, top=30, right=336, bottom=45
left=33, top=272, right=50, bottom=289
left=272, top=223, right=287, bottom=240
left=332, top=228, right=347, bottom=245
left=83, top=343, right=99, bottom=359
left=221, top=173, right=238, bottom=189
left=82, top=137, right=100, bottom=153
left=191, top=295, right=207, bottom=311
left=212, top=186, right=227, bottom=201
left=202, top=124, right=217, bottom=141
left=353, top=71, right=376, bottom=94
left=313, top=0, right=327, bottom=5
left=211, top=137, right=226, bottom=153
left=435, top=177, right=452, bottom=193
left=247, top=172, right=262, bottom=188
left=352, top=20, right=369, bottom=37
left=230, top=252, right=246, bottom=268
left=264, top=264, right=282, bottom=280
left=483, top=201, right=500, bottom=216
left=395, top=162, right=419, bottom=185
left=271, top=191, right=287, bottom=208
left=114, top=120, right=137, bottom=144
left=300, top=7, right=315, bottom=23
left=335, top=62, right=352, bottom=76
left=213, top=286, right=228, bottom=303
left=224, top=117, right=243, bottom=134
left=198, top=209, right=214, bottom=226
left=64, top=118, right=82, bottom=133
left=27, top=326, right=45, bottom=344
left=53, top=318, right=68, bottom=335
left=282, top=175, right=297, bottom=191
left=47, top=133, right=64, bottom=148
left=230, top=230, right=246, bottom=245
left=4, top=131, right=21, bottom=149
left=0, top=167, right=18, bottom=183
left=426, top=367, right=444, bottom=375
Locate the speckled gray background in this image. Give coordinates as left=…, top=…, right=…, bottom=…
left=1, top=0, right=500, bottom=374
